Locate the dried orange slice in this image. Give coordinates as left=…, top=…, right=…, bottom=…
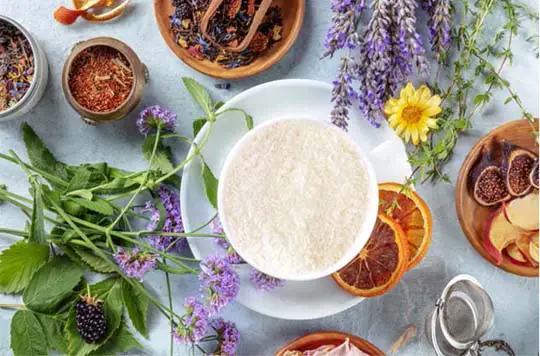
left=378, top=183, right=433, bottom=270
left=332, top=214, right=409, bottom=297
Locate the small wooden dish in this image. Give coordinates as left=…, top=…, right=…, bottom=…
left=455, top=119, right=539, bottom=277
left=153, top=0, right=305, bottom=79
left=275, top=331, right=384, bottom=356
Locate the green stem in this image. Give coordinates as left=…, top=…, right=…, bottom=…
left=164, top=259, right=174, bottom=356
left=0, top=304, right=25, bottom=310
left=0, top=153, right=68, bottom=187
left=0, top=228, right=28, bottom=238
left=128, top=231, right=223, bottom=239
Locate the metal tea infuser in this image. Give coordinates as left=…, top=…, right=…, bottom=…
left=425, top=274, right=515, bottom=356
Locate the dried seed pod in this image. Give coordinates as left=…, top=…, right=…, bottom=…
left=530, top=160, right=539, bottom=189
left=469, top=151, right=511, bottom=207
left=501, top=141, right=537, bottom=197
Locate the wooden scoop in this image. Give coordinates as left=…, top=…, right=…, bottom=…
left=200, top=0, right=273, bottom=53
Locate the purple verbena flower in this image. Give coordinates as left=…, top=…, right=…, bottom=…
left=323, top=0, right=366, bottom=59
left=210, top=318, right=240, bottom=356
left=114, top=248, right=158, bottom=281
left=137, top=105, right=177, bottom=135
left=173, top=297, right=209, bottom=344
left=212, top=217, right=243, bottom=264
left=199, top=255, right=239, bottom=315
left=145, top=186, right=186, bottom=252
left=249, top=268, right=284, bottom=291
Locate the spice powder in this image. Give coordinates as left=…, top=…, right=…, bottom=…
left=68, top=45, right=134, bottom=113
left=0, top=20, right=35, bottom=112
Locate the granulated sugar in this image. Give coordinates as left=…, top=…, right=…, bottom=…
left=219, top=119, right=371, bottom=278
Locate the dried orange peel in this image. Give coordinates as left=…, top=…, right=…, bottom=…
left=378, top=182, right=433, bottom=270
left=54, top=0, right=129, bottom=25
left=332, top=214, right=409, bottom=297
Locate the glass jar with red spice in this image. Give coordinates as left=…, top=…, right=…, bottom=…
left=62, top=37, right=147, bottom=125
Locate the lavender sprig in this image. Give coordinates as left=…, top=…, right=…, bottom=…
left=323, top=0, right=365, bottom=59
left=429, top=0, right=452, bottom=61
left=330, top=56, right=359, bottom=130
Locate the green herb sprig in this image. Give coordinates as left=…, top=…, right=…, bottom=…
left=0, top=78, right=250, bottom=356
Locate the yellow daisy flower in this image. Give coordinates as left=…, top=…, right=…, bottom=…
left=384, top=83, right=441, bottom=145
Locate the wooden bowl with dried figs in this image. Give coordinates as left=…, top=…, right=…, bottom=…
left=456, top=119, right=539, bottom=277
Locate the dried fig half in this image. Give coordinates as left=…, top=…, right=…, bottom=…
left=530, top=160, right=539, bottom=189
left=501, top=141, right=537, bottom=197
left=469, top=151, right=511, bottom=207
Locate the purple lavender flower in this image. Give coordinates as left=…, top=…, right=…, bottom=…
left=429, top=0, right=451, bottom=61
left=199, top=255, right=239, bottom=315
left=330, top=55, right=359, bottom=130
left=137, top=105, right=177, bottom=135
left=210, top=318, right=240, bottom=356
left=145, top=186, right=186, bottom=252
left=322, top=0, right=366, bottom=59
left=114, top=248, right=158, bottom=281
left=173, top=297, right=209, bottom=344
left=249, top=268, right=284, bottom=291
left=212, top=217, right=243, bottom=264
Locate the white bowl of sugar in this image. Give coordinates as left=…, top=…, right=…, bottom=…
left=217, top=118, right=379, bottom=281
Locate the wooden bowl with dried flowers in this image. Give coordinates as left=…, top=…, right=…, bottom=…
left=275, top=331, right=384, bottom=356
left=154, top=0, right=305, bottom=79
left=456, top=119, right=539, bottom=277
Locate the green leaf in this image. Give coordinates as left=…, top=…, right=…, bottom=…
left=157, top=261, right=193, bottom=275
left=24, top=256, right=83, bottom=313
left=193, top=117, right=207, bottom=137
left=214, top=101, right=225, bottom=111
left=504, top=96, right=513, bottom=105
left=66, top=279, right=123, bottom=356
left=10, top=310, right=48, bottom=356
left=182, top=77, right=214, bottom=116
left=245, top=115, right=254, bottom=130
left=121, top=279, right=149, bottom=337
left=22, top=123, right=69, bottom=181
left=69, top=197, right=114, bottom=216
left=201, top=160, right=219, bottom=209
left=66, top=168, right=92, bottom=193
left=142, top=134, right=174, bottom=174
left=36, top=314, right=69, bottom=354
left=73, top=247, right=116, bottom=274
left=90, top=320, right=143, bottom=355
left=0, top=241, right=49, bottom=294
left=67, top=190, right=93, bottom=200
left=29, top=181, right=46, bottom=244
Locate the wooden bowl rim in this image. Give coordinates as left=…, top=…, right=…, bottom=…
left=275, top=331, right=384, bottom=356
left=153, top=0, right=305, bottom=79
left=455, top=119, right=539, bottom=277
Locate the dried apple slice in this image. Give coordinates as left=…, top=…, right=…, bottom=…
left=505, top=243, right=530, bottom=266
left=529, top=232, right=539, bottom=264
left=504, top=191, right=539, bottom=231
left=516, top=232, right=539, bottom=267
left=484, top=207, right=525, bottom=265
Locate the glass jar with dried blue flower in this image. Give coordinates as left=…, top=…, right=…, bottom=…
left=62, top=37, right=148, bottom=125
left=0, top=16, right=49, bottom=122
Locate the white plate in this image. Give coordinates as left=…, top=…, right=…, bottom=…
left=180, top=79, right=412, bottom=320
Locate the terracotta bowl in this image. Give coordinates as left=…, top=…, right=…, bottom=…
left=275, top=331, right=384, bottom=356
left=153, top=0, right=305, bottom=79
left=455, top=119, right=539, bottom=277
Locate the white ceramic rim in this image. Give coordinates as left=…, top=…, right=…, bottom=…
left=0, top=15, right=40, bottom=117
left=216, top=118, right=379, bottom=281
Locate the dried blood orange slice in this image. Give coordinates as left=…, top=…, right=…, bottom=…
left=333, top=214, right=409, bottom=297
left=378, top=183, right=433, bottom=270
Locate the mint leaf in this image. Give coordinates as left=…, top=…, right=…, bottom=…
left=121, top=279, right=149, bottom=337
left=10, top=310, right=48, bottom=356
left=29, top=181, right=46, bottom=244
left=66, top=168, right=92, bottom=193
left=66, top=279, right=123, bottom=356
left=36, top=314, right=68, bottom=354
left=193, top=117, right=207, bottom=137
left=90, top=321, right=143, bottom=355
left=245, top=114, right=254, bottom=130
left=69, top=197, right=114, bottom=216
left=24, top=256, right=83, bottom=313
left=0, top=241, right=49, bottom=294
left=142, top=134, right=174, bottom=174
left=201, top=161, right=219, bottom=209
left=182, top=77, right=213, bottom=116
left=22, top=123, right=69, bottom=182
left=73, top=247, right=116, bottom=274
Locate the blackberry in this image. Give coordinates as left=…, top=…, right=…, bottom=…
left=175, top=2, right=193, bottom=20
left=75, top=296, right=107, bottom=344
